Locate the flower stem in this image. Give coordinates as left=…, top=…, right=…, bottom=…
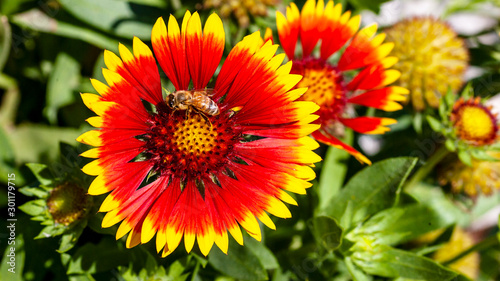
left=442, top=235, right=499, bottom=265
left=405, top=145, right=450, bottom=191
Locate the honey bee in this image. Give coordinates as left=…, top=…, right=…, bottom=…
left=166, top=89, right=220, bottom=116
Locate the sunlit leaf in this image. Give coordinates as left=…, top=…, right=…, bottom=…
left=324, top=157, right=418, bottom=228
left=208, top=236, right=268, bottom=281
left=11, top=9, right=120, bottom=52
left=59, top=0, right=163, bottom=40
left=353, top=245, right=458, bottom=281
left=44, top=52, right=81, bottom=124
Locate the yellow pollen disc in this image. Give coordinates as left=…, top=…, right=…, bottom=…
left=146, top=108, right=236, bottom=177
left=172, top=114, right=218, bottom=156
left=455, top=105, right=496, bottom=145
left=296, top=66, right=345, bottom=109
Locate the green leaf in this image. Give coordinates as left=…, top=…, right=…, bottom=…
left=345, top=257, right=372, bottom=281
left=19, top=199, right=46, bottom=216
left=471, top=149, right=500, bottom=161
left=308, top=216, right=343, bottom=251
left=0, top=16, right=12, bottom=72
left=438, top=97, right=447, bottom=120
left=58, top=220, right=87, bottom=253
left=407, top=183, right=467, bottom=227
left=413, top=112, right=423, bottom=135
left=208, top=237, right=268, bottom=281
left=0, top=234, right=24, bottom=281
left=458, top=149, right=472, bottom=166
left=59, top=0, right=163, bottom=40
left=117, top=0, right=167, bottom=8
left=18, top=187, right=48, bottom=198
left=461, top=82, right=473, bottom=100
left=0, top=125, right=17, bottom=183
left=67, top=238, right=133, bottom=275
left=8, top=124, right=81, bottom=164
left=11, top=9, right=120, bottom=52
left=353, top=245, right=458, bottom=281
left=324, top=157, right=418, bottom=229
left=317, top=133, right=351, bottom=213
left=245, top=236, right=279, bottom=270
left=44, top=52, right=81, bottom=124
left=426, top=115, right=443, bottom=132
left=354, top=204, right=455, bottom=246
left=35, top=225, right=66, bottom=239
left=0, top=0, right=34, bottom=15
left=445, top=139, right=456, bottom=152
left=347, top=0, right=391, bottom=13
left=25, top=163, right=53, bottom=186
left=444, top=87, right=455, bottom=108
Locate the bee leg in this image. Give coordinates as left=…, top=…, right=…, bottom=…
left=201, top=112, right=213, bottom=128
left=185, top=108, right=191, bottom=120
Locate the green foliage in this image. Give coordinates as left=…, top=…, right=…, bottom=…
left=322, top=157, right=417, bottom=228
left=58, top=0, right=164, bottom=40
left=1, top=0, right=499, bottom=280
left=208, top=236, right=273, bottom=280
left=352, top=245, right=459, bottom=280
left=308, top=216, right=343, bottom=251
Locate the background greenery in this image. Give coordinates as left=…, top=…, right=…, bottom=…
left=1, top=0, right=500, bottom=280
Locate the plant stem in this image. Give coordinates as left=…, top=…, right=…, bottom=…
left=0, top=73, right=20, bottom=126
left=442, top=235, right=499, bottom=265
left=405, top=145, right=450, bottom=191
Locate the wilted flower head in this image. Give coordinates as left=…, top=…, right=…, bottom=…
left=439, top=151, right=500, bottom=197
left=385, top=17, right=468, bottom=111
left=78, top=11, right=320, bottom=257
left=276, top=0, right=408, bottom=164
left=203, top=0, right=278, bottom=27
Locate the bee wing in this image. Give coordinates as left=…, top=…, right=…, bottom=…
left=204, top=88, right=216, bottom=97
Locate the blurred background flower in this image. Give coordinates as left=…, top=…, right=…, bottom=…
left=1, top=0, right=500, bottom=280
left=385, top=17, right=468, bottom=111
left=202, top=0, right=278, bottom=27
left=276, top=0, right=407, bottom=164
left=439, top=151, right=500, bottom=197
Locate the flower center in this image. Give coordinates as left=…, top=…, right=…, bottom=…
left=292, top=58, right=347, bottom=120
left=47, top=183, right=89, bottom=226
left=145, top=103, right=240, bottom=179
left=452, top=103, right=498, bottom=146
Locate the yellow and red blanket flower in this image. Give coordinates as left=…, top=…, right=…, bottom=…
left=276, top=0, right=408, bottom=164
left=451, top=97, right=499, bottom=146
left=77, top=11, right=321, bottom=257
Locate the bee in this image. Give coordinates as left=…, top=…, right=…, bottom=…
left=166, top=89, right=220, bottom=116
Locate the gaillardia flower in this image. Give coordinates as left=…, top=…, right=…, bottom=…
left=276, top=0, right=407, bottom=164
left=451, top=97, right=499, bottom=146
left=203, top=0, right=278, bottom=27
left=77, top=12, right=320, bottom=257
left=439, top=151, right=500, bottom=197
left=385, top=17, right=468, bottom=111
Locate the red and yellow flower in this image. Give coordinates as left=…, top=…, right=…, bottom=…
left=276, top=0, right=408, bottom=164
left=451, top=97, right=499, bottom=146
left=77, top=12, right=320, bottom=257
